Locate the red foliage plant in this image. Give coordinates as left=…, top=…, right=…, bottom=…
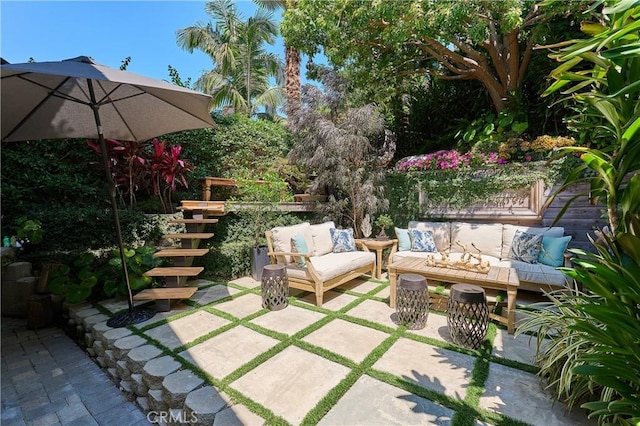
left=87, top=138, right=194, bottom=212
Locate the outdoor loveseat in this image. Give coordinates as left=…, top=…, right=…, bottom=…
left=265, top=221, right=376, bottom=307
left=391, top=221, right=572, bottom=292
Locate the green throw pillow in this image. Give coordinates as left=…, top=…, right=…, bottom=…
left=291, top=233, right=309, bottom=267
left=538, top=235, right=572, bottom=267
left=395, top=227, right=411, bottom=251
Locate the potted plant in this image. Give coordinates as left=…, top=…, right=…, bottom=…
left=228, top=169, right=292, bottom=281
left=375, top=214, right=394, bottom=241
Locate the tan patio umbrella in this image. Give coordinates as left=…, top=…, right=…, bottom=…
left=1, top=56, right=215, bottom=327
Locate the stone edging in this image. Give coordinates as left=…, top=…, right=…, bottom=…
left=65, top=302, right=242, bottom=425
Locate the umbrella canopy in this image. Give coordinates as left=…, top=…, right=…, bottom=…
left=2, top=56, right=215, bottom=141
left=1, top=56, right=215, bottom=326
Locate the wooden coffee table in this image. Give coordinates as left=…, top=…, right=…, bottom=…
left=388, top=256, right=520, bottom=334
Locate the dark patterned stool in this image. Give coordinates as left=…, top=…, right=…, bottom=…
left=395, top=273, right=429, bottom=329
left=261, top=264, right=289, bottom=310
left=447, top=284, right=489, bottom=349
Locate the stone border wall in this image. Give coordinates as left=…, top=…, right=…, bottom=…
left=64, top=303, right=233, bottom=426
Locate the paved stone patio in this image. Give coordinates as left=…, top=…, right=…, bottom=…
left=3, top=276, right=596, bottom=425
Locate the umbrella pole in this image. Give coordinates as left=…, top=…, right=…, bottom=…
left=87, top=81, right=155, bottom=327
left=95, top=130, right=134, bottom=312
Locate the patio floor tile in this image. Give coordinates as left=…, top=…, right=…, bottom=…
left=130, top=303, right=195, bottom=329
left=298, top=291, right=359, bottom=311
left=406, top=312, right=454, bottom=344
left=229, top=345, right=351, bottom=425
left=213, top=403, right=264, bottom=425
left=192, top=284, right=240, bottom=306
left=144, top=310, right=230, bottom=350
left=373, top=337, right=475, bottom=400
left=341, top=278, right=384, bottom=294
left=479, top=362, right=593, bottom=426
left=343, top=298, right=397, bottom=329
left=211, top=293, right=263, bottom=319
left=318, top=374, right=454, bottom=425
left=228, top=276, right=260, bottom=289
left=302, top=318, right=389, bottom=363
left=250, top=305, right=326, bottom=336
left=179, top=326, right=279, bottom=380
left=492, top=329, right=548, bottom=365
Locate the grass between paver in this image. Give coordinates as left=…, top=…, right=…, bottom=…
left=100, top=278, right=542, bottom=426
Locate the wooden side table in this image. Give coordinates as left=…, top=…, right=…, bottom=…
left=356, top=239, right=397, bottom=279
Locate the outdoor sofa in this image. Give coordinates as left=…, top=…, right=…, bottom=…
left=265, top=221, right=376, bottom=307
left=391, top=221, right=573, bottom=292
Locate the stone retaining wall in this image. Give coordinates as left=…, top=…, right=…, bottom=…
left=65, top=303, right=232, bottom=426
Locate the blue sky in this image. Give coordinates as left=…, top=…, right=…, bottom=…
left=1, top=1, right=289, bottom=85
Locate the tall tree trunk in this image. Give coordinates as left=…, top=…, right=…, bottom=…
left=285, top=45, right=301, bottom=116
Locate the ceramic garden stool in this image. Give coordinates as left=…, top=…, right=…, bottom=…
left=447, top=284, right=489, bottom=349
left=395, top=273, right=429, bottom=329
left=261, top=264, right=289, bottom=310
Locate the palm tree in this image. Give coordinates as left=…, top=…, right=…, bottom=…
left=176, top=0, right=284, bottom=117
left=252, top=0, right=301, bottom=114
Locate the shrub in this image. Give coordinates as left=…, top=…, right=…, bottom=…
left=396, top=149, right=505, bottom=172
left=497, top=135, right=576, bottom=162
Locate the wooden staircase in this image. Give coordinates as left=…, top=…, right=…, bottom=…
left=133, top=201, right=223, bottom=311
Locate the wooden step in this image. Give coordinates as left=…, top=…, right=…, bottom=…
left=132, top=287, right=198, bottom=301
left=171, top=219, right=219, bottom=224
left=163, top=233, right=214, bottom=240
left=144, top=267, right=204, bottom=277
left=154, top=248, right=209, bottom=258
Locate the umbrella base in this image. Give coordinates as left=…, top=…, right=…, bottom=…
left=106, top=305, right=156, bottom=328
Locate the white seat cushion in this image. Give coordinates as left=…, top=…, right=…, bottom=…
left=498, top=259, right=569, bottom=287
left=288, top=251, right=374, bottom=282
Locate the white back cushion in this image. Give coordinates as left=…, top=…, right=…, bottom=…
left=450, top=222, right=504, bottom=258
left=271, top=222, right=314, bottom=263
left=408, top=221, right=451, bottom=252
left=310, top=221, right=335, bottom=256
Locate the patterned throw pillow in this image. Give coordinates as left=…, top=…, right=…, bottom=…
left=509, top=230, right=543, bottom=263
left=409, top=229, right=437, bottom=252
left=330, top=228, right=357, bottom=253
left=291, top=233, right=309, bottom=267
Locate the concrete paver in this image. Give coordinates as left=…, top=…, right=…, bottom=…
left=145, top=310, right=230, bottom=350
left=211, top=293, right=263, bottom=319
left=192, top=284, right=240, bottom=305
left=373, top=337, right=476, bottom=400
left=180, top=325, right=279, bottom=380
left=302, top=318, right=389, bottom=363
left=319, top=374, right=455, bottom=425
left=230, top=346, right=351, bottom=425
left=249, top=304, right=325, bottom=336
left=479, top=362, right=588, bottom=426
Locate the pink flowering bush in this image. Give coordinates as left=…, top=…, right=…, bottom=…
left=396, top=149, right=506, bottom=172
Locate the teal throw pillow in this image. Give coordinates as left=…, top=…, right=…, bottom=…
left=330, top=228, right=356, bottom=253
left=395, top=227, right=411, bottom=251
left=409, top=229, right=437, bottom=252
left=291, top=233, right=309, bottom=267
left=538, top=235, right=572, bottom=267
left=509, top=230, right=543, bottom=263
